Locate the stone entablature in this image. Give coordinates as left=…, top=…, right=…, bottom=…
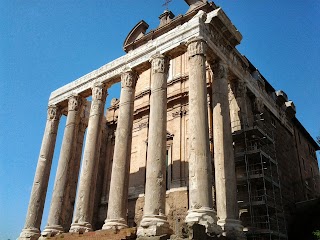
left=48, top=7, right=294, bottom=134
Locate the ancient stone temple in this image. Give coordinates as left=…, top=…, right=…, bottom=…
left=19, top=1, right=320, bottom=240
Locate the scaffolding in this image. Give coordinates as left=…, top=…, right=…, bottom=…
left=232, top=116, right=288, bottom=240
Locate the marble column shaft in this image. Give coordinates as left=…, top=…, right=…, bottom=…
left=62, top=114, right=88, bottom=231
left=229, top=79, right=247, bottom=131
left=212, top=60, right=245, bottom=239
left=19, top=105, right=61, bottom=240
left=70, top=84, right=107, bottom=233
left=102, top=70, right=137, bottom=229
left=41, top=95, right=82, bottom=237
left=137, top=54, right=170, bottom=237
left=185, top=37, right=220, bottom=235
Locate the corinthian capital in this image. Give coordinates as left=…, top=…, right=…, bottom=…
left=212, top=60, right=228, bottom=79
left=68, top=95, right=81, bottom=111
left=47, top=105, right=61, bottom=120
left=254, top=97, right=264, bottom=113
left=150, top=54, right=169, bottom=74
left=236, top=79, right=247, bottom=97
left=187, top=37, right=207, bottom=58
left=121, top=70, right=137, bottom=89
left=92, top=83, right=107, bottom=101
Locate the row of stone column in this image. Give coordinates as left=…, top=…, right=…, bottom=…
left=19, top=37, right=245, bottom=240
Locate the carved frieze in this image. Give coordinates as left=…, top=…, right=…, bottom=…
left=203, top=24, right=247, bottom=76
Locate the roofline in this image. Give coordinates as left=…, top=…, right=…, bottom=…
left=293, top=117, right=320, bottom=150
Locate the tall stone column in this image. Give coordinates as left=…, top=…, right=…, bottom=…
left=61, top=109, right=88, bottom=231
left=184, top=37, right=221, bottom=235
left=41, top=95, right=82, bottom=238
left=212, top=60, right=245, bottom=239
left=19, top=105, right=61, bottom=240
left=102, top=70, right=137, bottom=230
left=70, top=83, right=107, bottom=233
left=137, top=54, right=171, bottom=237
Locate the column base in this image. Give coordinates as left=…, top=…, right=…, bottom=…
left=217, top=219, right=246, bottom=240
left=69, top=222, right=93, bottom=233
left=39, top=225, right=64, bottom=239
left=185, top=207, right=222, bottom=236
left=19, top=227, right=40, bottom=240
left=137, top=215, right=171, bottom=237
left=102, top=218, right=128, bottom=230
left=137, top=234, right=170, bottom=240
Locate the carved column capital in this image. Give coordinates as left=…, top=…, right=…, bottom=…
left=212, top=60, right=228, bottom=80
left=68, top=95, right=81, bottom=111
left=187, top=37, right=207, bottom=58
left=254, top=96, right=264, bottom=113
left=149, top=53, right=169, bottom=74
left=236, top=79, right=247, bottom=97
left=92, top=83, right=107, bottom=101
left=121, top=70, right=137, bottom=89
left=47, top=105, right=61, bottom=120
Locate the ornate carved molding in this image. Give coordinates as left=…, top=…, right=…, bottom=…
left=187, top=37, right=207, bottom=58
left=121, top=70, right=137, bottom=89
left=92, top=83, right=107, bottom=101
left=212, top=60, right=228, bottom=79
left=171, top=108, right=188, bottom=118
left=47, top=105, right=61, bottom=120
left=203, top=24, right=247, bottom=76
left=150, top=54, right=168, bottom=74
left=138, top=122, right=148, bottom=130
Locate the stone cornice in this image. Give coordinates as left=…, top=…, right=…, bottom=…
left=202, top=9, right=294, bottom=135
left=205, top=8, right=242, bottom=47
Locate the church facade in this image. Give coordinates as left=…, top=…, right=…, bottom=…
left=19, top=1, right=320, bottom=240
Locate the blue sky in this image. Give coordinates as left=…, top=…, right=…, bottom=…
left=0, top=1, right=319, bottom=239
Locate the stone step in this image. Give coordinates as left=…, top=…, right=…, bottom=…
left=43, top=228, right=137, bottom=240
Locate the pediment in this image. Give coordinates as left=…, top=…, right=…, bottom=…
left=123, top=20, right=149, bottom=52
